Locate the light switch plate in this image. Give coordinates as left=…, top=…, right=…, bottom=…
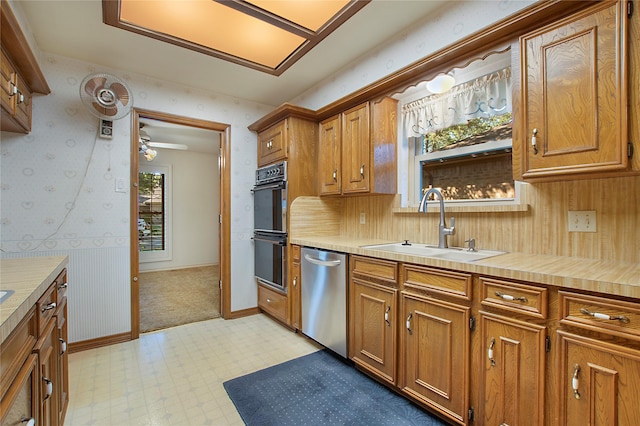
left=359, top=212, right=366, bottom=225
left=115, top=177, right=127, bottom=193
left=568, top=210, right=596, bottom=232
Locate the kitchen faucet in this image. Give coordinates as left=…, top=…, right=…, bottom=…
left=418, top=188, right=455, bottom=248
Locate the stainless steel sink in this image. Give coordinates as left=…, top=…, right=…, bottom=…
left=361, top=242, right=506, bottom=262
left=0, top=289, right=14, bottom=304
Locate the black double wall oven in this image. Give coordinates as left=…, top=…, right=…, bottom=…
left=252, top=161, right=287, bottom=293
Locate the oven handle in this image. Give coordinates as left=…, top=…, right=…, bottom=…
left=251, top=181, right=286, bottom=193
left=252, top=235, right=287, bottom=246
left=303, top=254, right=342, bottom=267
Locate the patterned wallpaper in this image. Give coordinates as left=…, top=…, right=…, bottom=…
left=1, top=53, right=272, bottom=341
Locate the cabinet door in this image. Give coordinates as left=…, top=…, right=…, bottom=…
left=400, top=291, right=470, bottom=424
left=55, top=298, right=69, bottom=426
left=0, top=353, right=38, bottom=426
left=318, top=115, right=341, bottom=195
left=14, top=73, right=32, bottom=131
left=480, top=311, right=546, bottom=426
left=258, top=120, right=287, bottom=167
left=350, top=278, right=397, bottom=385
left=520, top=1, right=627, bottom=179
left=0, top=48, right=16, bottom=115
left=341, top=103, right=370, bottom=194
left=558, top=331, right=640, bottom=426
left=290, top=248, right=301, bottom=330
left=34, top=319, right=57, bottom=426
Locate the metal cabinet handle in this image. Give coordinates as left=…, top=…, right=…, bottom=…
left=43, top=377, right=53, bottom=400
left=572, top=364, right=581, bottom=399
left=488, top=337, right=496, bottom=366
left=58, top=282, right=68, bottom=290
left=406, top=313, right=412, bottom=334
left=42, top=302, right=57, bottom=312
left=266, top=298, right=273, bottom=303
left=17, top=92, right=25, bottom=104
left=531, top=128, right=538, bottom=154
left=59, top=338, right=67, bottom=355
left=495, top=292, right=528, bottom=303
left=266, top=140, right=273, bottom=150
left=332, top=170, right=337, bottom=181
left=21, top=417, right=35, bottom=426
left=9, top=83, right=17, bottom=96
left=580, top=308, right=630, bottom=323
left=293, top=276, right=297, bottom=287
left=360, top=164, right=365, bottom=177
left=385, top=306, right=391, bottom=326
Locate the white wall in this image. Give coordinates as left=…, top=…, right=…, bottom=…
left=0, top=53, right=271, bottom=343
left=138, top=144, right=220, bottom=272
left=291, top=0, right=536, bottom=110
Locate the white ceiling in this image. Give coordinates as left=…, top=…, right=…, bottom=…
left=17, top=0, right=448, bottom=107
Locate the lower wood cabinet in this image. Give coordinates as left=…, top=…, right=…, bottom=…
left=400, top=291, right=470, bottom=425
left=257, top=284, right=288, bottom=324
left=557, top=331, right=640, bottom=426
left=0, top=353, right=39, bottom=426
left=350, top=278, right=397, bottom=384
left=289, top=246, right=301, bottom=330
left=479, top=311, right=547, bottom=426
left=34, top=318, right=57, bottom=426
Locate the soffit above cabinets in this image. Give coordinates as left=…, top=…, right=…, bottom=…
left=102, top=0, right=370, bottom=76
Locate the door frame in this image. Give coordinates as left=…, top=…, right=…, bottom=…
left=130, top=108, right=231, bottom=339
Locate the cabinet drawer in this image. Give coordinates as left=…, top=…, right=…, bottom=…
left=36, top=283, right=57, bottom=336
left=559, top=291, right=640, bottom=342
left=481, top=277, right=548, bottom=319
left=0, top=353, right=38, bottom=426
left=351, top=255, right=398, bottom=286
left=55, top=268, right=68, bottom=304
left=258, top=284, right=288, bottom=324
left=401, top=264, right=472, bottom=301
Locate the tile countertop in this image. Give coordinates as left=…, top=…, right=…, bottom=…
left=290, top=236, right=640, bottom=300
left=0, top=256, right=68, bottom=343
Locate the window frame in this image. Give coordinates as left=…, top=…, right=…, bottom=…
left=138, top=164, right=173, bottom=263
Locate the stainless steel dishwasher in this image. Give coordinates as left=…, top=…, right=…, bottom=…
left=301, top=247, right=348, bottom=358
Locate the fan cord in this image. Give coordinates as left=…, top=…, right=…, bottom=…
left=1, top=127, right=101, bottom=253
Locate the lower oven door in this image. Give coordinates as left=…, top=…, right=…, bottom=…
left=253, top=232, right=287, bottom=293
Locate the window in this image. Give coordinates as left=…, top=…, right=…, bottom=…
left=138, top=164, right=172, bottom=262
left=398, top=50, right=519, bottom=207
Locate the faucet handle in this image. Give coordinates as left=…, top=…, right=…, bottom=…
left=465, top=238, right=476, bottom=252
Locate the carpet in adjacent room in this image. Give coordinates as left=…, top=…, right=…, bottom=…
left=223, top=350, right=447, bottom=426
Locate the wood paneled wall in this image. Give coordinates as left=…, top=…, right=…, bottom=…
left=291, top=174, right=640, bottom=264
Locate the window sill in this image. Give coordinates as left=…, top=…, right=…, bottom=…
left=393, top=201, right=529, bottom=214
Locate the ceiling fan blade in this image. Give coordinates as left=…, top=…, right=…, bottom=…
left=147, top=142, right=189, bottom=150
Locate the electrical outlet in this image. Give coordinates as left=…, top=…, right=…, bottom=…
left=359, top=212, right=366, bottom=225
left=568, top=210, right=596, bottom=233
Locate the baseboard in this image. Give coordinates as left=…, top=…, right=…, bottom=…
left=68, top=332, right=131, bottom=353
left=227, top=307, right=260, bottom=319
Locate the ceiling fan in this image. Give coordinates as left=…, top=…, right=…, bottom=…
left=139, top=123, right=189, bottom=161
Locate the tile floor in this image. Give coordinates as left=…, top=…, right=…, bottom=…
left=66, top=314, right=321, bottom=425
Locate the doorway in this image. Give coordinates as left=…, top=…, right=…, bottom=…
left=130, top=109, right=232, bottom=339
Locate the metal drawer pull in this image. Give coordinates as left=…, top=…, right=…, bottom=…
left=572, top=364, right=581, bottom=399
left=488, top=338, right=496, bottom=366
left=293, top=276, right=297, bottom=287
left=495, top=292, right=528, bottom=303
left=42, top=302, right=57, bottom=312
left=406, top=313, right=412, bottom=334
left=332, top=170, right=337, bottom=181
left=580, top=308, right=630, bottom=324
left=59, top=338, right=67, bottom=355
left=266, top=298, right=273, bottom=303
left=385, top=306, right=391, bottom=326
left=360, top=164, right=365, bottom=177
left=59, top=282, right=68, bottom=289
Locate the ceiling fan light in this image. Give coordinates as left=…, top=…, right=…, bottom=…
left=427, top=73, right=455, bottom=94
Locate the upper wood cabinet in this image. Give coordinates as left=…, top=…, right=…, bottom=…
left=257, top=120, right=287, bottom=167
left=514, top=0, right=631, bottom=181
left=319, top=97, right=398, bottom=196
left=1, top=1, right=50, bottom=134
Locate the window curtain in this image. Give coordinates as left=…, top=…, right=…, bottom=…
left=402, top=67, right=511, bottom=137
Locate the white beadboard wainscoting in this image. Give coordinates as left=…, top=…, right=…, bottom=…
left=1, top=246, right=131, bottom=343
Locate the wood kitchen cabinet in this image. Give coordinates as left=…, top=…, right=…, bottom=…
left=318, top=97, right=398, bottom=196
left=399, top=265, right=472, bottom=425
left=515, top=0, right=630, bottom=180
left=257, top=120, right=287, bottom=167
left=54, top=270, right=69, bottom=426
left=349, top=256, right=398, bottom=385
left=1, top=1, right=49, bottom=134
left=478, top=277, right=549, bottom=426
left=557, top=291, right=640, bottom=425
left=289, top=245, right=301, bottom=330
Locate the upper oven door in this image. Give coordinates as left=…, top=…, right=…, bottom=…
left=252, top=180, right=287, bottom=234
